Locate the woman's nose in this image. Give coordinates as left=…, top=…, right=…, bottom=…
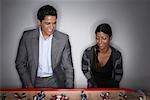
left=98, top=39, right=102, bottom=44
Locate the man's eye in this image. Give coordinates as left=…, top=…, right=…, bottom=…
left=44, top=22, right=49, bottom=25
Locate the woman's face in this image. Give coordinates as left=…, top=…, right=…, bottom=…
left=96, top=32, right=111, bottom=51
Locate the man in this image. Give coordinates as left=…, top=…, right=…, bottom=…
left=15, top=5, right=74, bottom=88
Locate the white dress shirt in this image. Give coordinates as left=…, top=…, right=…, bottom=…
left=37, top=28, right=53, bottom=77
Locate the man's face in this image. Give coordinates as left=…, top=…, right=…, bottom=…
left=38, top=15, right=57, bottom=37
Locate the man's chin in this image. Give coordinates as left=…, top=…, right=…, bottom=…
left=47, top=32, right=54, bottom=35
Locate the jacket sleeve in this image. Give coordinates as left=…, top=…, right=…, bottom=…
left=61, top=36, right=74, bottom=88
left=82, top=50, right=92, bottom=80
left=15, top=32, right=32, bottom=88
left=82, top=49, right=97, bottom=88
left=114, top=52, right=123, bottom=82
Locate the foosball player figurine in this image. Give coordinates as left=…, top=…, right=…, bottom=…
left=49, top=94, right=57, bottom=100
left=118, top=92, right=128, bottom=100
left=137, top=89, right=145, bottom=100
left=14, top=92, right=26, bottom=100
left=81, top=90, right=87, bottom=100
left=33, top=91, right=46, bottom=100
left=100, top=92, right=110, bottom=100
left=56, top=94, right=62, bottom=100
left=60, top=93, right=69, bottom=100
left=139, top=96, right=144, bottom=100
left=0, top=93, right=7, bottom=100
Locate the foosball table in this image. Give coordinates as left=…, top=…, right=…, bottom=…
left=0, top=88, right=150, bottom=100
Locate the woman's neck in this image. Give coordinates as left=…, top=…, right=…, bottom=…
left=100, top=46, right=110, bottom=54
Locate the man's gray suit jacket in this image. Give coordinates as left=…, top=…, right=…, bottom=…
left=15, top=28, right=74, bottom=88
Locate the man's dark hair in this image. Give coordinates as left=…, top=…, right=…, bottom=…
left=37, top=5, right=57, bottom=22
left=95, top=23, right=112, bottom=37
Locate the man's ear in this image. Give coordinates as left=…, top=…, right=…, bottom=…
left=110, top=36, right=112, bottom=41
left=37, top=20, right=41, bottom=26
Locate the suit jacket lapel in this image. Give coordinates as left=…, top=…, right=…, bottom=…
left=51, top=31, right=61, bottom=69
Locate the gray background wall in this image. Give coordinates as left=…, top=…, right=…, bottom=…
left=0, top=0, right=2, bottom=87
left=0, top=0, right=2, bottom=86
left=1, top=0, right=150, bottom=90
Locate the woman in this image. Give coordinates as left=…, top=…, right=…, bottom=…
left=82, top=23, right=123, bottom=88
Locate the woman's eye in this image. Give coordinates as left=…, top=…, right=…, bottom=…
left=96, top=37, right=99, bottom=40
left=102, top=37, right=107, bottom=40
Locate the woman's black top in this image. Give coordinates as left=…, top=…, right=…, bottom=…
left=91, top=50, right=116, bottom=87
